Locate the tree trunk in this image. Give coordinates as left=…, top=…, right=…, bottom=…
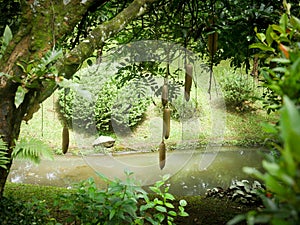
left=0, top=0, right=158, bottom=199
left=0, top=82, right=19, bottom=196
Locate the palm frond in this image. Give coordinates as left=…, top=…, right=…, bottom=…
left=0, top=139, right=9, bottom=169
left=12, top=138, right=54, bottom=164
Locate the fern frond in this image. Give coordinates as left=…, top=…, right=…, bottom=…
left=0, top=139, right=9, bottom=169
left=12, top=138, right=54, bottom=164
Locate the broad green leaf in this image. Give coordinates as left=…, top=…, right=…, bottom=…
left=279, top=14, right=288, bottom=31
left=164, top=193, right=175, bottom=201
left=290, top=16, right=300, bottom=30
left=149, top=186, right=161, bottom=194
left=227, top=214, right=247, bottom=225
left=265, top=175, right=285, bottom=196
left=266, top=26, right=273, bottom=46
left=154, top=213, right=165, bottom=222
left=165, top=202, right=174, bottom=208
left=155, top=205, right=167, bottom=213
left=168, top=210, right=177, bottom=216
left=261, top=122, right=278, bottom=134
left=3, top=25, right=12, bottom=47
left=262, top=161, right=280, bottom=175
left=109, top=209, right=116, bottom=220
left=256, top=33, right=266, bottom=43
left=249, top=43, right=275, bottom=52
left=15, top=86, right=27, bottom=108
left=271, top=58, right=291, bottom=64
left=243, top=167, right=264, bottom=180
left=178, top=211, right=189, bottom=217
left=271, top=24, right=285, bottom=34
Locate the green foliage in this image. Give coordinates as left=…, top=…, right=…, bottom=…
left=137, top=174, right=188, bottom=225
left=12, top=138, right=53, bottom=164
left=58, top=65, right=151, bottom=133
left=15, top=48, right=62, bottom=89
left=206, top=180, right=264, bottom=205
left=55, top=170, right=142, bottom=224
left=169, top=96, right=199, bottom=121
left=0, top=196, right=50, bottom=225
left=54, top=171, right=188, bottom=225
left=0, top=139, right=9, bottom=169
left=228, top=97, right=300, bottom=225
left=0, top=25, right=12, bottom=59
left=251, top=11, right=300, bottom=113
left=219, top=72, right=256, bottom=111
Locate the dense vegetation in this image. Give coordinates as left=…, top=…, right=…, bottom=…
left=1, top=0, right=300, bottom=224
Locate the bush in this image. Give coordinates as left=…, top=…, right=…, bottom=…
left=54, top=170, right=188, bottom=225
left=0, top=196, right=50, bottom=225
left=57, top=66, right=150, bottom=134
left=169, top=95, right=200, bottom=121
left=95, top=79, right=151, bottom=132
left=220, top=72, right=256, bottom=111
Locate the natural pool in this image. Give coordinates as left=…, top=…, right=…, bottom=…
left=8, top=146, right=265, bottom=195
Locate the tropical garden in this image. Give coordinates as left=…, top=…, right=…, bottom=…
left=0, top=0, right=300, bottom=224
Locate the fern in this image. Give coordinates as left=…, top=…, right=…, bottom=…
left=0, top=139, right=9, bottom=169
left=12, top=138, right=54, bottom=164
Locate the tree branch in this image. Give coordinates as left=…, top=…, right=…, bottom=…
left=56, top=0, right=159, bottom=79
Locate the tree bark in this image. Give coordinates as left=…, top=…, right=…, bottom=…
left=0, top=0, right=158, bottom=198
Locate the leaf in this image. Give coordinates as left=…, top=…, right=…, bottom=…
left=3, top=25, right=13, bottom=47
left=243, top=167, right=264, bottom=180
left=109, top=209, right=116, bottom=220
left=179, top=199, right=187, bottom=207
left=154, top=213, right=165, bottom=223
left=256, top=33, right=266, bottom=43
left=168, top=210, right=177, bottom=216
left=155, top=205, right=167, bottom=213
left=279, top=13, right=288, bottom=31
left=266, top=26, right=273, bottom=46
left=15, top=86, right=28, bottom=108
left=249, top=43, right=275, bottom=52
left=12, top=138, right=53, bottom=164
left=290, top=16, right=300, bottom=30
left=164, top=193, right=175, bottom=201
left=261, top=122, right=278, bottom=134
left=165, top=202, right=174, bottom=209
left=226, top=214, right=247, bottom=225
left=178, top=211, right=189, bottom=217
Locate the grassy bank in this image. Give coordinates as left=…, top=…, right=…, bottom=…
left=3, top=182, right=258, bottom=225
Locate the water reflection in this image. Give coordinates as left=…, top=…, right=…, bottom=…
left=9, top=147, right=265, bottom=196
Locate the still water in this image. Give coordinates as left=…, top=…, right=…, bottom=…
left=8, top=147, right=265, bottom=195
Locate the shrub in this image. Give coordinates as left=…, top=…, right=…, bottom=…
left=219, top=72, right=256, bottom=111
left=57, top=66, right=150, bottom=134
left=169, top=95, right=200, bottom=121
left=0, top=196, right=50, bottom=225
left=54, top=171, right=188, bottom=225
left=94, top=79, right=151, bottom=132
left=228, top=97, right=300, bottom=225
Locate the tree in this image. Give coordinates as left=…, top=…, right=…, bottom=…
left=0, top=0, right=158, bottom=198
left=1, top=0, right=299, bottom=199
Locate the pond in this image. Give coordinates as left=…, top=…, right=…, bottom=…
left=8, top=146, right=265, bottom=196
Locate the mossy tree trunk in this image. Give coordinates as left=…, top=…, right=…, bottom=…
left=0, top=0, right=157, bottom=198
